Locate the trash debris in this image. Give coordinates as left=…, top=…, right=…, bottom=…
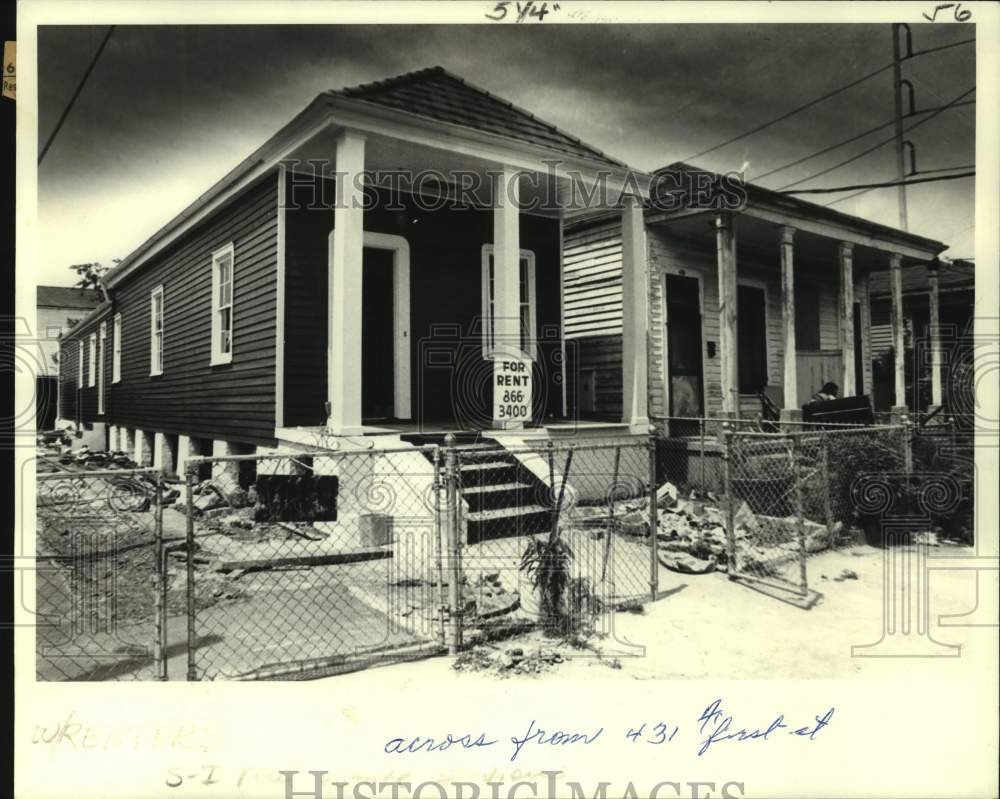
left=833, top=569, right=859, bottom=582
left=655, top=481, right=678, bottom=508
left=659, top=552, right=716, bottom=574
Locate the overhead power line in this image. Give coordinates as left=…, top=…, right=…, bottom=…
left=910, top=37, right=977, bottom=58
left=749, top=99, right=975, bottom=182
left=780, top=170, right=974, bottom=196
left=38, top=26, right=115, bottom=166
left=681, top=62, right=895, bottom=162
left=823, top=163, right=975, bottom=206
left=679, top=35, right=974, bottom=164
left=775, top=85, right=975, bottom=191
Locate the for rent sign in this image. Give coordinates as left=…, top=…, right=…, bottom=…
left=493, top=357, right=532, bottom=426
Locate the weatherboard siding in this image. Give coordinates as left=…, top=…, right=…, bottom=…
left=60, top=173, right=279, bottom=446
left=57, top=308, right=111, bottom=424
left=564, top=217, right=860, bottom=420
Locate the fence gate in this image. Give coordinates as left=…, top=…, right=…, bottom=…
left=723, top=431, right=809, bottom=598
left=183, top=447, right=447, bottom=680
left=35, top=465, right=167, bottom=681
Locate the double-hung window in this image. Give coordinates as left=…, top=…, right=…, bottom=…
left=150, top=286, right=164, bottom=376
left=77, top=341, right=84, bottom=385
left=481, top=245, right=536, bottom=359
left=211, top=244, right=234, bottom=365
left=97, top=322, right=106, bottom=414
left=87, top=333, right=96, bottom=387
left=112, top=313, right=122, bottom=383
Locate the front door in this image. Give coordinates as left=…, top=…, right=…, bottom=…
left=737, top=284, right=768, bottom=393
left=666, top=275, right=704, bottom=419
left=362, top=248, right=395, bottom=422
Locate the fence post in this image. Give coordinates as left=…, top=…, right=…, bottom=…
left=722, top=422, right=736, bottom=579
left=154, top=472, right=167, bottom=681
left=699, top=416, right=706, bottom=494
left=431, top=446, right=446, bottom=648
left=648, top=433, right=659, bottom=601
left=791, top=436, right=808, bottom=596
left=902, top=413, right=913, bottom=476
left=821, top=435, right=834, bottom=536
left=443, top=436, right=463, bottom=654
left=546, top=440, right=557, bottom=534
left=184, top=464, right=197, bottom=681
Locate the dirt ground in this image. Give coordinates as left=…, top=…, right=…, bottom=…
left=320, top=542, right=998, bottom=683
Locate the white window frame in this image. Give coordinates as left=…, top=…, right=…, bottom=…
left=150, top=285, right=164, bottom=376
left=480, top=245, right=537, bottom=360
left=210, top=243, right=235, bottom=365
left=97, top=322, right=106, bottom=414
left=87, top=333, right=96, bottom=387
left=77, top=340, right=84, bottom=385
left=46, top=325, right=62, bottom=339
left=112, top=313, right=122, bottom=383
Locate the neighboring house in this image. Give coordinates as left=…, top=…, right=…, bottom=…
left=36, top=285, right=101, bottom=429
left=868, top=259, right=974, bottom=413
left=563, top=163, right=949, bottom=427
left=58, top=67, right=652, bottom=480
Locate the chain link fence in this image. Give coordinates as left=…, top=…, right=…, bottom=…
left=449, top=439, right=658, bottom=645
left=181, top=446, right=446, bottom=680
left=35, top=465, right=167, bottom=681
left=648, top=416, right=961, bottom=599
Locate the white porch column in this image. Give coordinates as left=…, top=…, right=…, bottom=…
left=779, top=226, right=799, bottom=418
left=491, top=164, right=527, bottom=430
left=327, top=130, right=366, bottom=434
left=715, top=213, right=738, bottom=416
left=621, top=194, right=649, bottom=427
left=838, top=242, right=856, bottom=397
left=927, top=260, right=943, bottom=410
left=889, top=252, right=907, bottom=413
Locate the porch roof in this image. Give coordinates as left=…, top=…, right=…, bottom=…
left=333, top=66, right=626, bottom=170
left=104, top=67, right=645, bottom=290
left=647, top=162, right=949, bottom=262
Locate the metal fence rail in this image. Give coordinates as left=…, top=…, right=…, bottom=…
left=35, top=467, right=166, bottom=681
left=446, top=438, right=658, bottom=645
left=181, top=445, right=447, bottom=681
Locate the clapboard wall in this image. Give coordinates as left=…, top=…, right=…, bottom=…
left=57, top=307, right=111, bottom=424
left=564, top=214, right=866, bottom=420
left=60, top=172, right=280, bottom=447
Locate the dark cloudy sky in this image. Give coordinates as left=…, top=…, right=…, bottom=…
left=37, top=23, right=975, bottom=284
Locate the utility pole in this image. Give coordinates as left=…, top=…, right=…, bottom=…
left=891, top=23, right=909, bottom=231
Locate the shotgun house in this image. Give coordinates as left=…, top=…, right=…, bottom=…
left=36, top=285, right=101, bottom=431
left=563, top=163, right=950, bottom=434
left=868, top=258, right=974, bottom=414
left=56, top=67, right=655, bottom=527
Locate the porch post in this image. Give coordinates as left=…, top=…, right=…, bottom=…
left=327, top=129, right=366, bottom=433
left=838, top=242, right=856, bottom=397
left=621, top=193, right=649, bottom=427
left=492, top=164, right=526, bottom=430
left=889, top=252, right=907, bottom=414
left=927, top=259, right=943, bottom=411
left=779, top=225, right=799, bottom=419
left=715, top=212, right=738, bottom=416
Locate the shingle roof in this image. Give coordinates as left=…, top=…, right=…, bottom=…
left=332, top=66, right=626, bottom=169
left=868, top=259, right=974, bottom=297
left=37, top=285, right=102, bottom=310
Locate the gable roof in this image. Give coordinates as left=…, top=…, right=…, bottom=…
left=331, top=66, right=626, bottom=169
left=103, top=66, right=640, bottom=291
left=37, top=285, right=102, bottom=310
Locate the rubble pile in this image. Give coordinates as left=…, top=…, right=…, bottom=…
left=571, top=481, right=843, bottom=577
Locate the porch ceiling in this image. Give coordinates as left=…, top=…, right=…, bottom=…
left=653, top=212, right=931, bottom=274
left=283, top=123, right=636, bottom=216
